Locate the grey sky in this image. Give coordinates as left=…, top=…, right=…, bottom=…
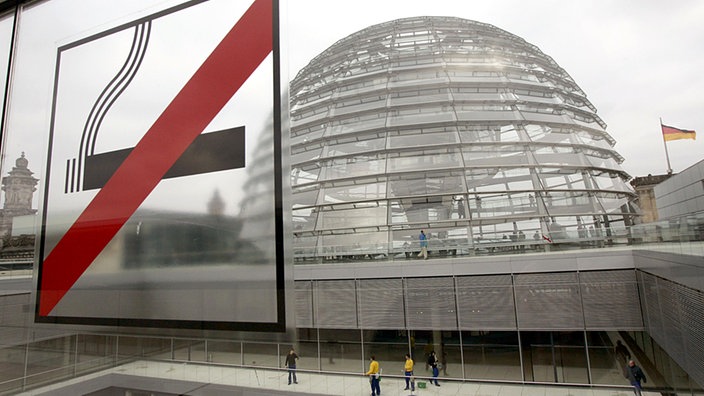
left=285, top=0, right=704, bottom=177
left=3, top=0, right=703, bottom=215
left=2, top=0, right=273, bottom=217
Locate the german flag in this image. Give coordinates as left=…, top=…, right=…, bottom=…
left=662, top=124, right=696, bottom=142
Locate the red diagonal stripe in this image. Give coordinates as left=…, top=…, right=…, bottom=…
left=39, top=0, right=273, bottom=316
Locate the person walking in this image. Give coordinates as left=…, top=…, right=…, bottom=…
left=427, top=350, right=440, bottom=386
left=403, top=354, right=415, bottom=391
left=418, top=230, right=428, bottom=259
left=625, top=360, right=647, bottom=396
left=284, top=348, right=299, bottom=385
left=365, top=355, right=381, bottom=396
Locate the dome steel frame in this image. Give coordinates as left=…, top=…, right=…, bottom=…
left=289, top=16, right=637, bottom=262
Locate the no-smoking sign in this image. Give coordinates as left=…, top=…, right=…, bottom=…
left=37, top=0, right=285, bottom=331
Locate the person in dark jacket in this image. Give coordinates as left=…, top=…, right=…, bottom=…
left=284, top=348, right=299, bottom=385
left=625, top=360, right=646, bottom=395
left=427, top=351, right=440, bottom=386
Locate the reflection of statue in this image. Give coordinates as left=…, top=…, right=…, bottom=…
left=7, top=181, right=32, bottom=205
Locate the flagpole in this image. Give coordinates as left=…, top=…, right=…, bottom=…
left=660, top=117, right=673, bottom=174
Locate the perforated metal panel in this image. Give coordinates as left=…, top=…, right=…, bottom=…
left=639, top=272, right=663, bottom=340
left=678, top=284, right=704, bottom=388
left=579, top=270, right=643, bottom=329
left=294, top=281, right=313, bottom=328
left=638, top=271, right=704, bottom=389
left=404, top=277, right=457, bottom=330
left=456, top=274, right=516, bottom=330
left=313, top=280, right=358, bottom=328
left=357, top=278, right=405, bottom=329
left=514, top=272, right=583, bottom=329
left=661, top=283, right=685, bottom=359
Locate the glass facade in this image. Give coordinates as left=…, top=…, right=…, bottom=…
left=0, top=326, right=701, bottom=394
left=290, top=16, right=637, bottom=262
left=0, top=0, right=285, bottom=330
left=0, top=2, right=701, bottom=394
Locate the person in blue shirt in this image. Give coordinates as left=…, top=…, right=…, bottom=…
left=418, top=230, right=428, bottom=259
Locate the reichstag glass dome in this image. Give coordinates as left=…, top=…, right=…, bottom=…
left=289, top=16, right=637, bottom=262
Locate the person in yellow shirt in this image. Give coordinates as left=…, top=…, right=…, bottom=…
left=403, top=354, right=415, bottom=391
left=365, top=355, right=381, bottom=396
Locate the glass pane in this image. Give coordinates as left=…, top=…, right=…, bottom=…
left=392, top=196, right=455, bottom=224
left=387, top=111, right=455, bottom=129
left=25, top=336, right=75, bottom=388
left=292, top=187, right=319, bottom=208
left=459, top=125, right=515, bottom=143
left=362, top=329, right=409, bottom=378
left=530, top=346, right=556, bottom=382
left=173, top=340, right=206, bottom=362
left=321, top=182, right=386, bottom=203
left=14, top=0, right=283, bottom=328
left=323, top=157, right=386, bottom=180
left=388, top=130, right=458, bottom=149
left=0, top=12, right=11, bottom=100
left=587, top=331, right=625, bottom=386
left=0, top=12, right=15, bottom=236
left=557, top=346, right=589, bottom=383
left=320, top=231, right=387, bottom=258
left=438, top=332, right=461, bottom=380
left=207, top=340, right=241, bottom=366
left=317, top=204, right=387, bottom=230
left=319, top=329, right=362, bottom=374
left=387, top=150, right=461, bottom=173
left=293, top=329, right=319, bottom=371
left=292, top=207, right=318, bottom=232
left=292, top=166, right=321, bottom=186
left=76, top=334, right=116, bottom=375
left=0, top=344, right=26, bottom=394
left=462, top=147, right=529, bottom=167
left=117, top=336, right=170, bottom=361
left=326, top=137, right=385, bottom=156
left=242, top=342, right=278, bottom=368
left=388, top=171, right=465, bottom=198
left=291, top=145, right=323, bottom=164
left=466, top=167, right=533, bottom=191
left=574, top=130, right=612, bottom=150
left=293, top=235, right=318, bottom=260
left=520, top=331, right=589, bottom=384
left=462, top=331, right=521, bottom=381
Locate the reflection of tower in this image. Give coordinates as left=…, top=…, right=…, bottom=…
left=207, top=189, right=225, bottom=216
left=238, top=115, right=277, bottom=262
left=0, top=153, right=39, bottom=238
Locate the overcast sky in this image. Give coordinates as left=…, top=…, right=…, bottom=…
left=5, top=0, right=703, bottom=216
left=285, top=0, right=704, bottom=178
